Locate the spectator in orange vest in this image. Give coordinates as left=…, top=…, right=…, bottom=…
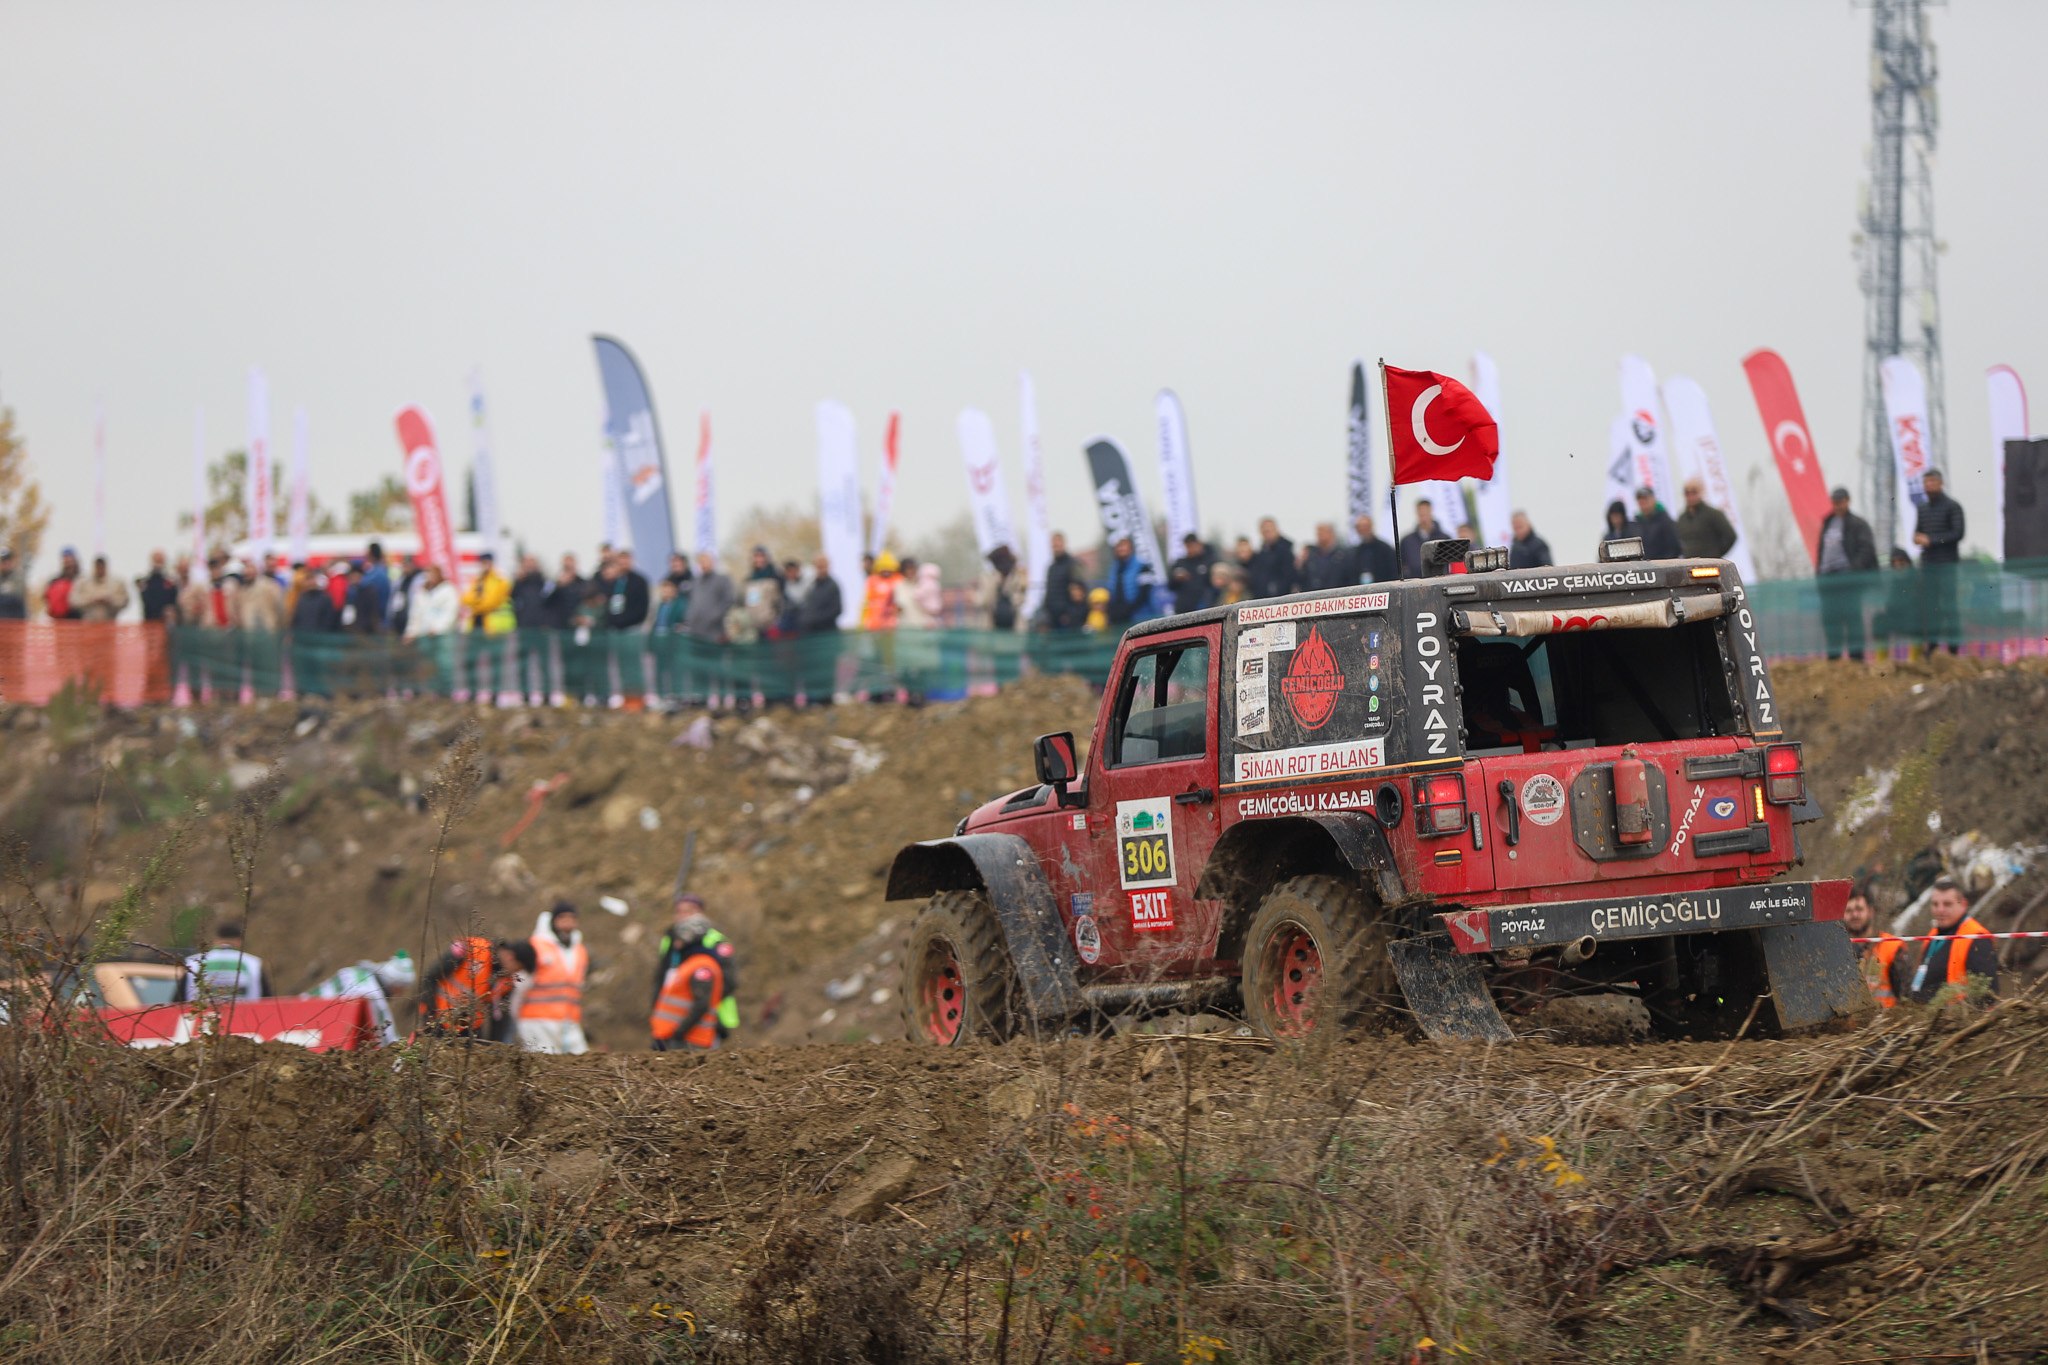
left=1888, top=876, right=1999, bottom=1007
left=517, top=902, right=590, bottom=1054
left=651, top=931, right=726, bottom=1052
left=1842, top=882, right=1902, bottom=1009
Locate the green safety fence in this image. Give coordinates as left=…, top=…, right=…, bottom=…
left=159, top=561, right=2048, bottom=705
left=1743, top=558, right=2048, bottom=661
left=166, top=626, right=1126, bottom=703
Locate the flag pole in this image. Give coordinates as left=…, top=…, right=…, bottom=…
left=1377, top=360, right=1402, bottom=576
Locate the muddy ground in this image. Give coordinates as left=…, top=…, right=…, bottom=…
left=6, top=999, right=2047, bottom=1362
left=2, top=657, right=2048, bottom=1360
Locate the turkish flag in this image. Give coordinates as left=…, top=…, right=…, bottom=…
left=1382, top=365, right=1500, bottom=486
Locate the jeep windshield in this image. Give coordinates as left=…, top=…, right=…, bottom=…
left=1454, top=618, right=1739, bottom=755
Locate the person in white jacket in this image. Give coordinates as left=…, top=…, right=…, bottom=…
left=404, top=564, right=461, bottom=637
left=404, top=564, right=462, bottom=693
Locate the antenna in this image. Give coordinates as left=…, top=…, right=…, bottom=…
left=1856, top=0, right=1945, bottom=555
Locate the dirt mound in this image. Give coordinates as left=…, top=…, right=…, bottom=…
left=8, top=998, right=2048, bottom=1361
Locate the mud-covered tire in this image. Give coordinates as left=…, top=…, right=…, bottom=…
left=1240, top=875, right=1394, bottom=1040
left=900, top=889, right=1019, bottom=1045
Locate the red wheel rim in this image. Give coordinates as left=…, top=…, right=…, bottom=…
left=1263, top=924, right=1323, bottom=1036
left=913, top=938, right=966, bottom=1044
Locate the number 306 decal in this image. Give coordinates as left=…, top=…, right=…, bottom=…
left=1116, top=797, right=1176, bottom=889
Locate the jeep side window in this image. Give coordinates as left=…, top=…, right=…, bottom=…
left=1109, top=644, right=1210, bottom=767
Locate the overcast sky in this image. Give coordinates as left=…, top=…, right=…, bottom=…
left=4, top=1, right=2044, bottom=575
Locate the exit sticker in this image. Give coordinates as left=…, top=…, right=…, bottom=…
left=1131, top=889, right=1174, bottom=931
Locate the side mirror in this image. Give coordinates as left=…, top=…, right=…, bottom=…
left=1033, top=731, right=1078, bottom=787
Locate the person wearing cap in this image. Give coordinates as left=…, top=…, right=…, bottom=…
left=1815, top=486, right=1879, bottom=661
left=1912, top=469, right=1966, bottom=654
left=1888, top=875, right=1998, bottom=1007
left=517, top=901, right=590, bottom=1054
left=0, top=546, right=26, bottom=620
left=1631, top=487, right=1681, bottom=560
left=653, top=894, right=739, bottom=1041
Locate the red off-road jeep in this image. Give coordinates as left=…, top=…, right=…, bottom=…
left=888, top=540, right=1868, bottom=1043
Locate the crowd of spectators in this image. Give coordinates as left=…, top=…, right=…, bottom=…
left=0, top=469, right=1980, bottom=671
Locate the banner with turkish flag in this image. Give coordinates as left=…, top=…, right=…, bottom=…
left=1739, top=349, right=1834, bottom=562
left=1379, top=365, right=1500, bottom=486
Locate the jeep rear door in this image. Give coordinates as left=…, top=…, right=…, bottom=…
left=1080, top=626, right=1225, bottom=970
left=1454, top=610, right=1784, bottom=893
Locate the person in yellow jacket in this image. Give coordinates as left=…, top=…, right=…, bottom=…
left=458, top=551, right=516, bottom=702
left=517, top=901, right=590, bottom=1054
left=651, top=940, right=725, bottom=1051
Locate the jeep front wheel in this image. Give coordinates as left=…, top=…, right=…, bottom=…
left=1241, top=875, right=1391, bottom=1040
left=900, top=890, right=1018, bottom=1045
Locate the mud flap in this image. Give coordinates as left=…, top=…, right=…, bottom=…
left=1390, top=934, right=1516, bottom=1043
left=1757, top=921, right=1873, bottom=1032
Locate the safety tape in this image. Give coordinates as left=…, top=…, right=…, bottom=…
left=1851, top=932, right=2048, bottom=943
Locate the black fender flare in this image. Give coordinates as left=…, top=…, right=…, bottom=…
left=1194, top=813, right=1410, bottom=958
left=885, top=833, right=1082, bottom=1023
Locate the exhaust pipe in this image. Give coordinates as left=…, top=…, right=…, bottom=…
left=1561, top=936, right=1598, bottom=968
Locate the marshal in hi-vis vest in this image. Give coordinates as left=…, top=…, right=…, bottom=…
left=651, top=953, right=724, bottom=1049
left=432, top=937, right=498, bottom=1034
left=521, top=935, right=588, bottom=1023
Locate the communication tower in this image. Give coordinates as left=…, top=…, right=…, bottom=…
left=1856, top=0, right=1945, bottom=555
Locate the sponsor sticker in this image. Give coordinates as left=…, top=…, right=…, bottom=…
left=1232, top=736, right=1385, bottom=785
left=1497, top=569, right=1659, bottom=595
left=1130, top=889, right=1174, bottom=932
left=1520, top=774, right=1566, bottom=827
left=1235, top=654, right=1270, bottom=737
left=1280, top=626, right=1344, bottom=730
left=1073, top=914, right=1102, bottom=963
left=1236, top=622, right=1295, bottom=658
left=1236, top=784, right=1376, bottom=817
left=1070, top=812, right=1087, bottom=831
left=1116, top=797, right=1175, bottom=889
left=1239, top=591, right=1389, bottom=625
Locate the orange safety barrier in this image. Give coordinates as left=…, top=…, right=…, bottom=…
left=0, top=622, right=172, bottom=707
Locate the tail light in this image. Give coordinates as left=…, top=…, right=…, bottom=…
left=1763, top=743, right=1805, bottom=804
left=1412, top=772, right=1468, bottom=837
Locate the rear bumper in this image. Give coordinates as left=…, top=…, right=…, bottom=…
left=1437, top=879, right=1849, bottom=954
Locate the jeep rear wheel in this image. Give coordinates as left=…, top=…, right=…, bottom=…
left=900, top=890, right=1019, bottom=1045
left=1241, top=875, right=1392, bottom=1040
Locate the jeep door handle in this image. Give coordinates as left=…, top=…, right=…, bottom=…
left=1497, top=779, right=1520, bottom=847
left=1173, top=788, right=1214, bottom=806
